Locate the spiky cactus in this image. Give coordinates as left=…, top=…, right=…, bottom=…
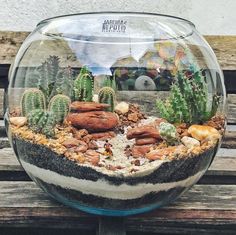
left=21, top=88, right=46, bottom=116
left=27, top=109, right=56, bottom=138
left=156, top=67, right=220, bottom=124
left=159, top=122, right=179, bottom=145
left=48, top=94, right=71, bottom=124
left=98, top=87, right=116, bottom=112
left=73, top=66, right=94, bottom=101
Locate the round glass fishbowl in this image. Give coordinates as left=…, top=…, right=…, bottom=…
left=6, top=12, right=226, bottom=216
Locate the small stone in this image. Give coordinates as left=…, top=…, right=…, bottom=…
left=132, top=145, right=152, bottom=158
left=127, top=125, right=161, bottom=140
left=85, top=150, right=100, bottom=166
left=91, top=131, right=116, bottom=140
left=135, top=137, right=157, bottom=145
left=10, top=117, right=27, bottom=127
left=88, top=140, right=98, bottom=150
left=127, top=113, right=139, bottom=122
left=72, top=128, right=89, bottom=140
left=70, top=101, right=110, bottom=112
left=181, top=136, right=200, bottom=149
left=62, top=138, right=81, bottom=148
left=188, top=125, right=220, bottom=141
left=115, top=102, right=129, bottom=114
left=132, top=159, right=141, bottom=166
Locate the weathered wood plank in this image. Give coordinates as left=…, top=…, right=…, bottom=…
left=0, top=182, right=235, bottom=230
left=0, top=32, right=235, bottom=70
left=228, top=94, right=236, bottom=124
left=98, top=217, right=126, bottom=235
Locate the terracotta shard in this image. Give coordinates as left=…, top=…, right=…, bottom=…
left=135, top=137, right=158, bottom=145
left=91, top=131, right=116, bottom=140
left=132, top=144, right=152, bottom=158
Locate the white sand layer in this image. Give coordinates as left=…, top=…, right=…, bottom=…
left=21, top=160, right=205, bottom=200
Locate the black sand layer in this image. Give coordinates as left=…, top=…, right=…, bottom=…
left=12, top=137, right=218, bottom=186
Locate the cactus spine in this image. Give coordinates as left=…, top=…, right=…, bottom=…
left=98, top=87, right=116, bottom=112
left=48, top=94, right=71, bottom=124
left=73, top=66, right=94, bottom=102
left=21, top=88, right=46, bottom=116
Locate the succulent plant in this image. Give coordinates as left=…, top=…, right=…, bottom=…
left=73, top=66, right=94, bottom=102
left=27, top=109, right=56, bottom=138
left=25, top=56, right=74, bottom=104
left=98, top=87, right=116, bottom=112
left=159, top=122, right=179, bottom=145
left=48, top=94, right=71, bottom=124
left=156, top=67, right=220, bottom=124
left=21, top=88, right=46, bottom=116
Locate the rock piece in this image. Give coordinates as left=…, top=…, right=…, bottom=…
left=67, top=111, right=119, bottom=132
left=85, top=150, right=100, bottom=166
left=62, top=138, right=81, bottom=148
left=115, top=102, right=129, bottom=114
left=127, top=125, right=161, bottom=140
left=132, top=145, right=152, bottom=158
left=146, top=146, right=177, bottom=161
left=70, top=101, right=110, bottom=112
left=72, top=128, right=89, bottom=140
left=10, top=117, right=27, bottom=127
left=181, top=136, right=200, bottom=149
left=135, top=137, right=157, bottom=145
left=188, top=125, right=220, bottom=141
left=91, top=131, right=116, bottom=140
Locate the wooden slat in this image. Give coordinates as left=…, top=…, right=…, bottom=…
left=0, top=32, right=235, bottom=70
left=0, top=182, right=235, bottom=232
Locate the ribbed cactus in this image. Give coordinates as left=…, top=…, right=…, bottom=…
left=27, top=109, right=56, bottom=138
left=98, top=87, right=116, bottom=112
left=159, top=122, right=179, bottom=145
left=48, top=94, right=71, bottom=124
left=156, top=67, right=220, bottom=124
left=21, top=88, right=46, bottom=116
left=73, top=66, right=94, bottom=102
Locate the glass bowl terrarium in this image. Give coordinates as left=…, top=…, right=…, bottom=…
left=6, top=12, right=226, bottom=216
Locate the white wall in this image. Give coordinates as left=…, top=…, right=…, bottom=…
left=0, top=0, right=235, bottom=35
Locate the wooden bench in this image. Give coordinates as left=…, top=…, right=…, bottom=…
left=0, top=32, right=235, bottom=234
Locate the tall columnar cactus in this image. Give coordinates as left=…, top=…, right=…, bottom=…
left=159, top=122, right=179, bottom=145
left=27, top=109, right=56, bottom=138
left=98, top=87, right=116, bottom=112
left=73, top=66, right=94, bottom=102
left=48, top=94, right=71, bottom=124
left=21, top=88, right=46, bottom=116
left=156, top=67, right=220, bottom=124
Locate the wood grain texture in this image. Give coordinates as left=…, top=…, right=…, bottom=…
left=0, top=182, right=235, bottom=230
left=0, top=32, right=235, bottom=70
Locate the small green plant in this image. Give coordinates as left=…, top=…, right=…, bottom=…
left=48, top=94, right=71, bottom=124
left=98, top=87, right=116, bottom=112
left=27, top=109, right=56, bottom=138
left=156, top=67, right=220, bottom=124
left=25, top=56, right=74, bottom=104
left=20, top=88, right=46, bottom=116
left=159, top=122, right=179, bottom=145
left=73, top=66, right=94, bottom=101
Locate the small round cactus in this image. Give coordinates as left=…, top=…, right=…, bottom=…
left=48, top=94, right=71, bottom=124
left=159, top=122, right=179, bottom=145
left=21, top=88, right=46, bottom=116
left=98, top=87, right=116, bottom=112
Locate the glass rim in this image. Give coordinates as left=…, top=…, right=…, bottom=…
left=37, top=11, right=196, bottom=28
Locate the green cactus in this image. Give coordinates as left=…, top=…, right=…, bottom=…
left=98, top=87, right=116, bottom=112
left=27, top=109, right=56, bottom=138
left=156, top=67, right=220, bottom=124
left=48, top=94, right=71, bottom=124
left=73, top=66, right=94, bottom=101
left=21, top=88, right=46, bottom=116
left=159, top=122, right=179, bottom=145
